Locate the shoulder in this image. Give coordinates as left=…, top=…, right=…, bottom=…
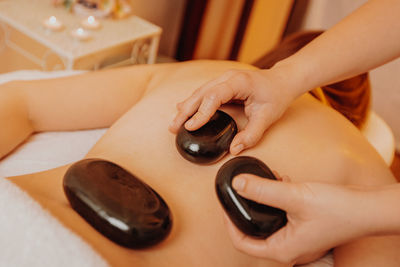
left=253, top=94, right=395, bottom=186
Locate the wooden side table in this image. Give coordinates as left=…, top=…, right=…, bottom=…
left=0, top=0, right=162, bottom=72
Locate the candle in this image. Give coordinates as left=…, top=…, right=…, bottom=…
left=81, top=16, right=101, bottom=30
left=43, top=16, right=64, bottom=31
left=70, top=28, right=92, bottom=41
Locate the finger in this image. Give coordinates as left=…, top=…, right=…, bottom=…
left=169, top=97, right=202, bottom=133
left=230, top=111, right=272, bottom=155
left=262, top=225, right=327, bottom=265
left=223, top=212, right=269, bottom=257
left=169, top=73, right=237, bottom=133
left=184, top=83, right=236, bottom=131
left=224, top=212, right=296, bottom=263
left=182, top=69, right=254, bottom=131
left=184, top=92, right=222, bottom=131
left=232, top=173, right=298, bottom=211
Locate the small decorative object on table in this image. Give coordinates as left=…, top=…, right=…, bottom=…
left=0, top=0, right=161, bottom=71
left=81, top=15, right=101, bottom=30
left=43, top=15, right=64, bottom=31
left=70, top=27, right=92, bottom=41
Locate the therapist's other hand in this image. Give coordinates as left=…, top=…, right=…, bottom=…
left=224, top=173, right=375, bottom=265
left=169, top=68, right=297, bottom=155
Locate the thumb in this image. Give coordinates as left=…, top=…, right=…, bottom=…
left=230, top=112, right=274, bottom=155
left=230, top=103, right=284, bottom=155
left=232, top=173, right=299, bottom=212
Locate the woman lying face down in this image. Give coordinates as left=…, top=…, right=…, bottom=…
left=1, top=60, right=400, bottom=267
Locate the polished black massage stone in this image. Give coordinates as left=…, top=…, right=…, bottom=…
left=176, top=110, right=237, bottom=164
left=63, top=159, right=172, bottom=249
left=215, top=156, right=287, bottom=238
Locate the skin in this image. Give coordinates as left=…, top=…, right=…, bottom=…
left=168, top=0, right=400, bottom=262
left=1, top=60, right=400, bottom=266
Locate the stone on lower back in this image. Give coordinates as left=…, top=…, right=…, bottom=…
left=63, top=159, right=172, bottom=249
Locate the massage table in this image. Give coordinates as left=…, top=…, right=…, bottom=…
left=2, top=69, right=393, bottom=267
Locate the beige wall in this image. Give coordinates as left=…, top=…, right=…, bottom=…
left=238, top=0, right=293, bottom=63
left=130, top=0, right=185, bottom=57
left=300, top=0, right=400, bottom=151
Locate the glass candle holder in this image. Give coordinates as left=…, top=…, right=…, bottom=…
left=43, top=16, right=64, bottom=31
left=81, top=16, right=101, bottom=30
left=70, top=27, right=92, bottom=41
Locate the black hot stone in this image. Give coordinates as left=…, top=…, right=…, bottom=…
left=63, top=159, right=172, bottom=249
left=176, top=110, right=237, bottom=164
left=215, top=156, right=287, bottom=238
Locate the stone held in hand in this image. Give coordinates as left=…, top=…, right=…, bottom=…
left=215, top=156, right=287, bottom=238
left=176, top=110, right=237, bottom=164
left=63, top=159, right=172, bottom=249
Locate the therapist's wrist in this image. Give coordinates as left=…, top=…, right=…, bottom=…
left=268, top=57, right=317, bottom=99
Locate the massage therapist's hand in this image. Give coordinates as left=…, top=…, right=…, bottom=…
left=223, top=174, right=386, bottom=265
left=169, top=67, right=303, bottom=155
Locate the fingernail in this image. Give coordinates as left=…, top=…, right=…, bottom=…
left=232, top=144, right=244, bottom=155
left=185, top=119, right=193, bottom=128
left=232, top=177, right=246, bottom=191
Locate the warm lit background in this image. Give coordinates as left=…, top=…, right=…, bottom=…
left=1, top=0, right=399, bottom=168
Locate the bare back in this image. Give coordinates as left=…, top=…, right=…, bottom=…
left=8, top=61, right=400, bottom=267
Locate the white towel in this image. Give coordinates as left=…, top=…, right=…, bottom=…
left=0, top=178, right=109, bottom=267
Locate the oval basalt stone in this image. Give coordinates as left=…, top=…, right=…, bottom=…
left=176, top=110, right=237, bottom=164
left=215, top=156, right=287, bottom=238
left=63, top=159, right=172, bottom=249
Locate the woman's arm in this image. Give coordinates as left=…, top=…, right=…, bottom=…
left=0, top=85, right=32, bottom=158
left=279, top=0, right=400, bottom=95
left=0, top=63, right=166, bottom=158
left=8, top=65, right=162, bottom=131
